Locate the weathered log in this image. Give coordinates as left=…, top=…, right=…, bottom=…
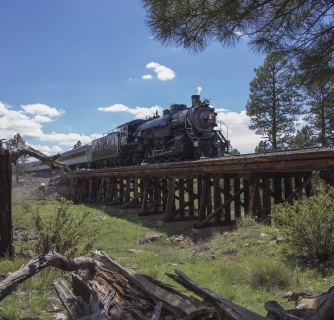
left=95, top=252, right=197, bottom=318
left=8, top=145, right=71, bottom=172
left=3, top=250, right=334, bottom=320
left=0, top=251, right=97, bottom=302
left=166, top=269, right=269, bottom=320
left=53, top=279, right=93, bottom=319
left=151, top=302, right=162, bottom=320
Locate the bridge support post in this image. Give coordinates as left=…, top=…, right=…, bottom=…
left=234, top=178, right=241, bottom=220
left=187, top=179, right=194, bottom=216
left=224, top=177, right=231, bottom=222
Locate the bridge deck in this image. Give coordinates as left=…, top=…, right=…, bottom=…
left=68, top=146, right=334, bottom=179
left=66, top=146, right=334, bottom=229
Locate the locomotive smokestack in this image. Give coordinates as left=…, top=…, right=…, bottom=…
left=191, top=95, right=200, bottom=107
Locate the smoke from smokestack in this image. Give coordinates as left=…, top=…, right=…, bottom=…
left=197, top=86, right=202, bottom=95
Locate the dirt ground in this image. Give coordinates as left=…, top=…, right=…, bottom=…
left=13, top=174, right=70, bottom=201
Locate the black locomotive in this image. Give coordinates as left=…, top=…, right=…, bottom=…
left=90, top=95, right=229, bottom=168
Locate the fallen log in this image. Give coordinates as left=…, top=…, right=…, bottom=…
left=166, top=269, right=269, bottom=320
left=0, top=251, right=97, bottom=302
left=2, top=250, right=334, bottom=320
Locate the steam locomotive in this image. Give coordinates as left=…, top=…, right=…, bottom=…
left=90, top=94, right=229, bottom=168
left=25, top=95, right=230, bottom=173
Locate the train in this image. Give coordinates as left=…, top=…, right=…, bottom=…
left=25, top=94, right=230, bottom=173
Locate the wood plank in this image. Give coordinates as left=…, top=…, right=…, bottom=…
left=196, top=181, right=252, bottom=229
left=120, top=186, right=154, bottom=209
left=98, top=255, right=197, bottom=318
left=165, top=193, right=199, bottom=222
left=164, top=178, right=176, bottom=220
left=141, top=179, right=150, bottom=211
left=139, top=186, right=179, bottom=216
left=285, top=171, right=316, bottom=203
left=166, top=269, right=268, bottom=320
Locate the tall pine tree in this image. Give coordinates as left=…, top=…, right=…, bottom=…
left=303, top=80, right=334, bottom=146
left=246, top=54, right=304, bottom=151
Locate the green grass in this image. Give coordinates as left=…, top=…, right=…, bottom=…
left=2, top=196, right=334, bottom=319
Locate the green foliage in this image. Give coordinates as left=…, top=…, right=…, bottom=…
left=73, top=140, right=82, bottom=148
left=249, top=258, right=292, bottom=291
left=236, top=215, right=258, bottom=229
left=31, top=198, right=100, bottom=257
left=141, top=0, right=333, bottom=80
left=21, top=200, right=33, bottom=214
left=288, top=125, right=319, bottom=149
left=272, top=184, right=334, bottom=262
left=255, top=140, right=272, bottom=153
left=302, top=79, right=334, bottom=146
left=246, top=53, right=305, bottom=151
left=229, top=148, right=240, bottom=155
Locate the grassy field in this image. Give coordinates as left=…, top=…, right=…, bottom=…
left=1, top=185, right=334, bottom=319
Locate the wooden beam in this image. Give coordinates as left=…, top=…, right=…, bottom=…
left=139, top=186, right=179, bottom=216
left=178, top=179, right=185, bottom=217
left=285, top=171, right=316, bottom=203
left=234, top=178, right=241, bottom=219
left=97, top=178, right=105, bottom=203
left=124, top=179, right=131, bottom=204
left=199, top=178, right=210, bottom=221
left=262, top=177, right=271, bottom=216
left=164, top=178, right=176, bottom=220
left=141, top=179, right=150, bottom=211
left=165, top=193, right=199, bottom=222
left=224, top=178, right=231, bottom=223
left=120, top=185, right=154, bottom=209
left=213, top=179, right=222, bottom=222
left=187, top=179, right=194, bottom=216
left=196, top=181, right=252, bottom=229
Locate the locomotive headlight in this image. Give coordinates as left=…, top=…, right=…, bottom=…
left=209, top=113, right=214, bottom=120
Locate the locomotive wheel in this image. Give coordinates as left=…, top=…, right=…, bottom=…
left=144, top=147, right=155, bottom=164
left=172, top=154, right=182, bottom=162
left=193, top=147, right=202, bottom=160
left=163, top=155, right=172, bottom=162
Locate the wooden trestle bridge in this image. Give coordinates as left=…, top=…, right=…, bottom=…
left=67, top=146, right=334, bottom=229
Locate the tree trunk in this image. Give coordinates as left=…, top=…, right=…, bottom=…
left=0, top=150, right=14, bottom=258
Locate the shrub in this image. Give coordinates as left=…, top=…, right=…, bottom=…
left=272, top=184, right=334, bottom=263
left=21, top=199, right=33, bottom=214
left=31, top=198, right=100, bottom=257
left=249, top=258, right=292, bottom=291
left=236, top=215, right=258, bottom=229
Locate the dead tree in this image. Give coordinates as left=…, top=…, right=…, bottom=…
left=0, top=141, right=71, bottom=258
left=1, top=250, right=334, bottom=319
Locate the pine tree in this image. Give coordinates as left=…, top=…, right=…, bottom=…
left=246, top=54, right=304, bottom=151
left=288, top=125, right=319, bottom=149
left=303, top=80, right=334, bottom=146
left=141, top=0, right=334, bottom=79
left=73, top=140, right=82, bottom=149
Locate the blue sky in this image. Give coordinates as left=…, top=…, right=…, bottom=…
left=0, top=0, right=266, bottom=155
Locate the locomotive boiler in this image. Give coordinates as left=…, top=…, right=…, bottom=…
left=90, top=94, right=229, bottom=168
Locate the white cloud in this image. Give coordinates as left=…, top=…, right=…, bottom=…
left=217, top=110, right=261, bottom=153
left=33, top=115, right=53, bottom=123
left=142, top=74, right=153, bottom=80
left=97, top=103, right=163, bottom=119
left=128, top=105, right=163, bottom=119
left=40, top=132, right=93, bottom=146
left=21, top=103, right=65, bottom=116
left=98, top=103, right=129, bottom=112
left=0, top=101, right=100, bottom=151
left=28, top=144, right=63, bottom=156
left=146, top=62, right=175, bottom=81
